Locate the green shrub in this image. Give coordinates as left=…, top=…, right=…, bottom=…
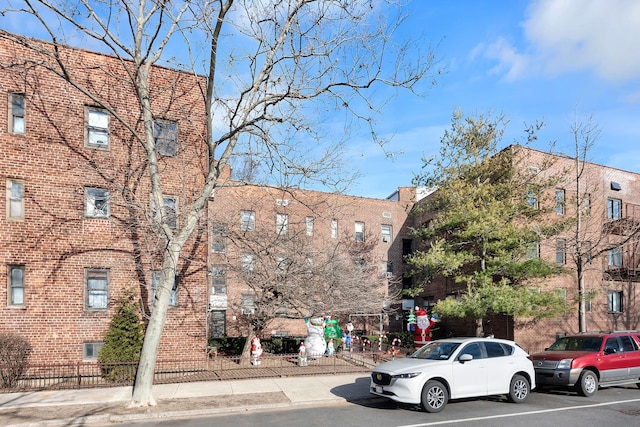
left=0, top=333, right=31, bottom=388
left=208, top=337, right=246, bottom=356
left=98, top=291, right=144, bottom=382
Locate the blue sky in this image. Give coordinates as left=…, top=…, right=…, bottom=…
left=3, top=1, right=640, bottom=200
left=345, top=0, right=640, bottom=199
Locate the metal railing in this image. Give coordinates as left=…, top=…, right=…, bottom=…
left=0, top=350, right=390, bottom=393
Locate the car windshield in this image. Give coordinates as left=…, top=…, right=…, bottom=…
left=410, top=341, right=461, bottom=360
left=547, top=336, right=603, bottom=352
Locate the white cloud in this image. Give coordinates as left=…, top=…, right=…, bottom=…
left=480, top=0, right=640, bottom=83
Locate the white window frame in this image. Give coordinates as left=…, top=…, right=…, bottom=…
left=241, top=294, right=255, bottom=315
left=8, top=265, right=25, bottom=306
left=306, top=217, right=314, bottom=236
left=85, top=187, right=110, bottom=218
left=153, top=119, right=178, bottom=156
left=331, top=219, right=338, bottom=239
left=6, top=179, right=24, bottom=221
left=151, top=271, right=178, bottom=307
left=608, top=247, right=622, bottom=267
left=210, top=265, right=226, bottom=295
left=209, top=310, right=226, bottom=338
left=211, top=223, right=227, bottom=253
left=556, top=238, right=566, bottom=264
left=86, top=108, right=109, bottom=148
left=276, top=213, right=289, bottom=235
left=83, top=342, right=104, bottom=360
left=8, top=92, right=25, bottom=134
left=381, top=224, right=392, bottom=243
left=241, top=253, right=255, bottom=272
left=241, top=210, right=255, bottom=231
left=555, top=189, right=565, bottom=215
left=608, top=290, right=623, bottom=313
left=152, top=196, right=177, bottom=229
left=355, top=221, right=365, bottom=242
left=607, top=198, right=622, bottom=220
left=85, top=269, right=109, bottom=310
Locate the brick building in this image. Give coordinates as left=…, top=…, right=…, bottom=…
left=0, top=33, right=419, bottom=364
left=407, top=146, right=640, bottom=353
left=3, top=32, right=638, bottom=365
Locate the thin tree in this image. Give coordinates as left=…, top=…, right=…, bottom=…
left=408, top=110, right=568, bottom=337
left=2, top=0, right=437, bottom=406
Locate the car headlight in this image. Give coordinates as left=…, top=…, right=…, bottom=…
left=557, top=358, right=573, bottom=369
left=392, top=372, right=421, bottom=379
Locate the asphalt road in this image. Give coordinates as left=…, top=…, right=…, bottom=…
left=111, top=384, right=640, bottom=427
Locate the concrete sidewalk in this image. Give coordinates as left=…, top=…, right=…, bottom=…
left=0, top=373, right=374, bottom=426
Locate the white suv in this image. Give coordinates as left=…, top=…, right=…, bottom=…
left=370, top=337, right=535, bottom=413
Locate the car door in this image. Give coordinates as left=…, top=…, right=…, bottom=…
left=484, top=342, right=514, bottom=394
left=450, top=342, right=487, bottom=398
left=600, top=337, right=628, bottom=383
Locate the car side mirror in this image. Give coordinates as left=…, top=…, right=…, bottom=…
left=458, top=353, right=473, bottom=363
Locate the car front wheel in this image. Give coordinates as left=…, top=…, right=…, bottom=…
left=576, top=369, right=598, bottom=397
left=421, top=380, right=448, bottom=413
left=507, top=374, right=530, bottom=403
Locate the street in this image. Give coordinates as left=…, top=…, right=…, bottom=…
left=111, top=385, right=640, bottom=427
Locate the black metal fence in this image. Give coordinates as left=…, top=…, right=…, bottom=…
left=0, top=349, right=410, bottom=394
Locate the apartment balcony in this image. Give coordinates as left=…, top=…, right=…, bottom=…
left=603, top=202, right=640, bottom=235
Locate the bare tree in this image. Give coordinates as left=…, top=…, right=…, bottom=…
left=1, top=0, right=437, bottom=407
left=563, top=115, right=640, bottom=332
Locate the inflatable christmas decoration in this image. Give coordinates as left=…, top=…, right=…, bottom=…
left=413, top=307, right=438, bottom=349
left=297, top=342, right=308, bottom=366
left=250, top=336, right=263, bottom=365
left=324, top=316, right=342, bottom=344
left=304, top=317, right=327, bottom=357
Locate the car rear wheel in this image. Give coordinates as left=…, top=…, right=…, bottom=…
left=507, top=374, right=530, bottom=403
left=576, top=369, right=598, bottom=397
left=421, top=380, right=448, bottom=413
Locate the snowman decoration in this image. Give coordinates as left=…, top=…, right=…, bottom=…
left=304, top=317, right=327, bottom=358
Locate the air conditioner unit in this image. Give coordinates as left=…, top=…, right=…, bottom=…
left=385, top=272, right=393, bottom=279
left=241, top=308, right=255, bottom=315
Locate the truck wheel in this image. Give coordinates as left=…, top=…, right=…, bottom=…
left=576, top=370, right=598, bottom=397
left=421, top=380, right=448, bottom=413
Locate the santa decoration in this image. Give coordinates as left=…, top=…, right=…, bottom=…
left=250, top=336, right=263, bottom=365
left=414, top=307, right=437, bottom=349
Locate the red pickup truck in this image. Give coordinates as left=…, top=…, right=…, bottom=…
left=530, top=331, right=640, bottom=397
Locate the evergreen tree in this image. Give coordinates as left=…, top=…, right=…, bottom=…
left=99, top=290, right=144, bottom=382
left=408, top=111, right=569, bottom=337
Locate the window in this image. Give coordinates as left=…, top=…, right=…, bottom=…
left=306, top=217, right=314, bottom=236
left=241, top=294, right=255, bottom=315
left=585, top=290, right=595, bottom=312
left=210, top=266, right=226, bottom=295
left=527, top=241, right=540, bottom=259
left=152, top=196, right=177, bottom=229
left=241, top=254, right=255, bottom=272
left=607, top=198, right=622, bottom=220
left=556, top=239, right=566, bottom=264
left=555, top=189, right=565, bottom=215
left=402, top=239, right=413, bottom=262
left=6, top=179, right=24, bottom=221
left=83, top=342, right=104, bottom=360
left=402, top=276, right=412, bottom=289
left=153, top=120, right=178, bottom=156
left=86, top=108, right=109, bottom=148
left=8, top=265, right=24, bottom=306
left=241, top=210, right=255, bottom=231
left=209, top=310, right=226, bottom=338
left=582, top=193, right=591, bottom=216
left=84, top=187, right=110, bottom=218
left=485, top=342, right=511, bottom=357
left=459, top=343, right=483, bottom=360
left=526, top=190, right=538, bottom=209
left=151, top=271, right=178, bottom=307
left=276, top=213, right=288, bottom=235
left=608, top=290, right=623, bottom=313
left=608, top=247, right=622, bottom=267
left=381, top=225, right=392, bottom=243
left=211, top=223, right=227, bottom=253
left=85, top=269, right=108, bottom=310
left=355, top=221, right=365, bottom=242
left=8, top=93, right=25, bottom=134
left=331, top=219, right=338, bottom=239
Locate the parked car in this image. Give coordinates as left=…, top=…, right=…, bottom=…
left=530, top=331, right=640, bottom=397
left=370, top=337, right=535, bottom=413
